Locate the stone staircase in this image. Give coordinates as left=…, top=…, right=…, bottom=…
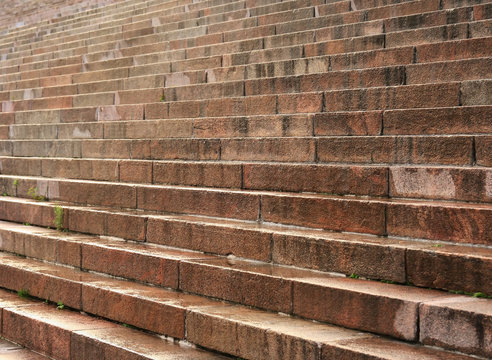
left=0, top=0, right=490, bottom=358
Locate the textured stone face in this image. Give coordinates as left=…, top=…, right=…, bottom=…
left=0, top=0, right=490, bottom=358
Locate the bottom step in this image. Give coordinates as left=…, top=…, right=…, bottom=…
left=0, top=289, right=228, bottom=360
left=0, top=256, right=483, bottom=360
left=0, top=337, right=48, bottom=359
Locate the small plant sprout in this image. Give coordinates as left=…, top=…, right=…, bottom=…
left=13, top=179, right=19, bottom=187
left=121, top=323, right=137, bottom=329
left=349, top=273, right=359, bottom=279
left=17, top=289, right=29, bottom=298
left=380, top=279, right=395, bottom=284
left=57, top=301, right=64, bottom=310
left=449, top=290, right=492, bottom=299
left=27, top=186, right=46, bottom=201
left=54, top=205, right=64, bottom=231
left=160, top=94, right=165, bottom=102
left=473, top=292, right=492, bottom=299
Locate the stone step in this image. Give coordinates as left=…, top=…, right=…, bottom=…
left=0, top=250, right=487, bottom=358
left=2, top=0, right=431, bottom=45
left=0, top=0, right=123, bottom=31
left=1, top=215, right=491, bottom=296
left=11, top=0, right=249, bottom=52
left=0, top=0, right=335, bottom=60
left=0, top=336, right=50, bottom=359
left=0, top=158, right=387, bottom=197
left=1, top=63, right=407, bottom=103
left=4, top=57, right=489, bottom=106
left=0, top=128, right=484, bottom=162
left=2, top=0, right=488, bottom=75
left=1, top=199, right=491, bottom=295
left=382, top=105, right=492, bottom=134
left=1, top=1, right=488, bottom=88
left=0, top=157, right=491, bottom=203
left=0, top=0, right=489, bottom=357
left=4, top=78, right=490, bottom=113
left=246, top=36, right=491, bottom=77
left=0, top=7, right=400, bottom=76
left=0, top=0, right=194, bottom=45
left=1, top=10, right=489, bottom=96
left=0, top=134, right=488, bottom=167
left=0, top=288, right=228, bottom=360
left=7, top=3, right=466, bottom=78
left=304, top=21, right=489, bottom=58
left=0, top=180, right=491, bottom=244
left=3, top=0, right=416, bottom=56
left=3, top=35, right=491, bottom=103
left=2, top=103, right=490, bottom=137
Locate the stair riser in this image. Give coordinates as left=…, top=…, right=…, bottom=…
left=1, top=135, right=484, bottom=168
